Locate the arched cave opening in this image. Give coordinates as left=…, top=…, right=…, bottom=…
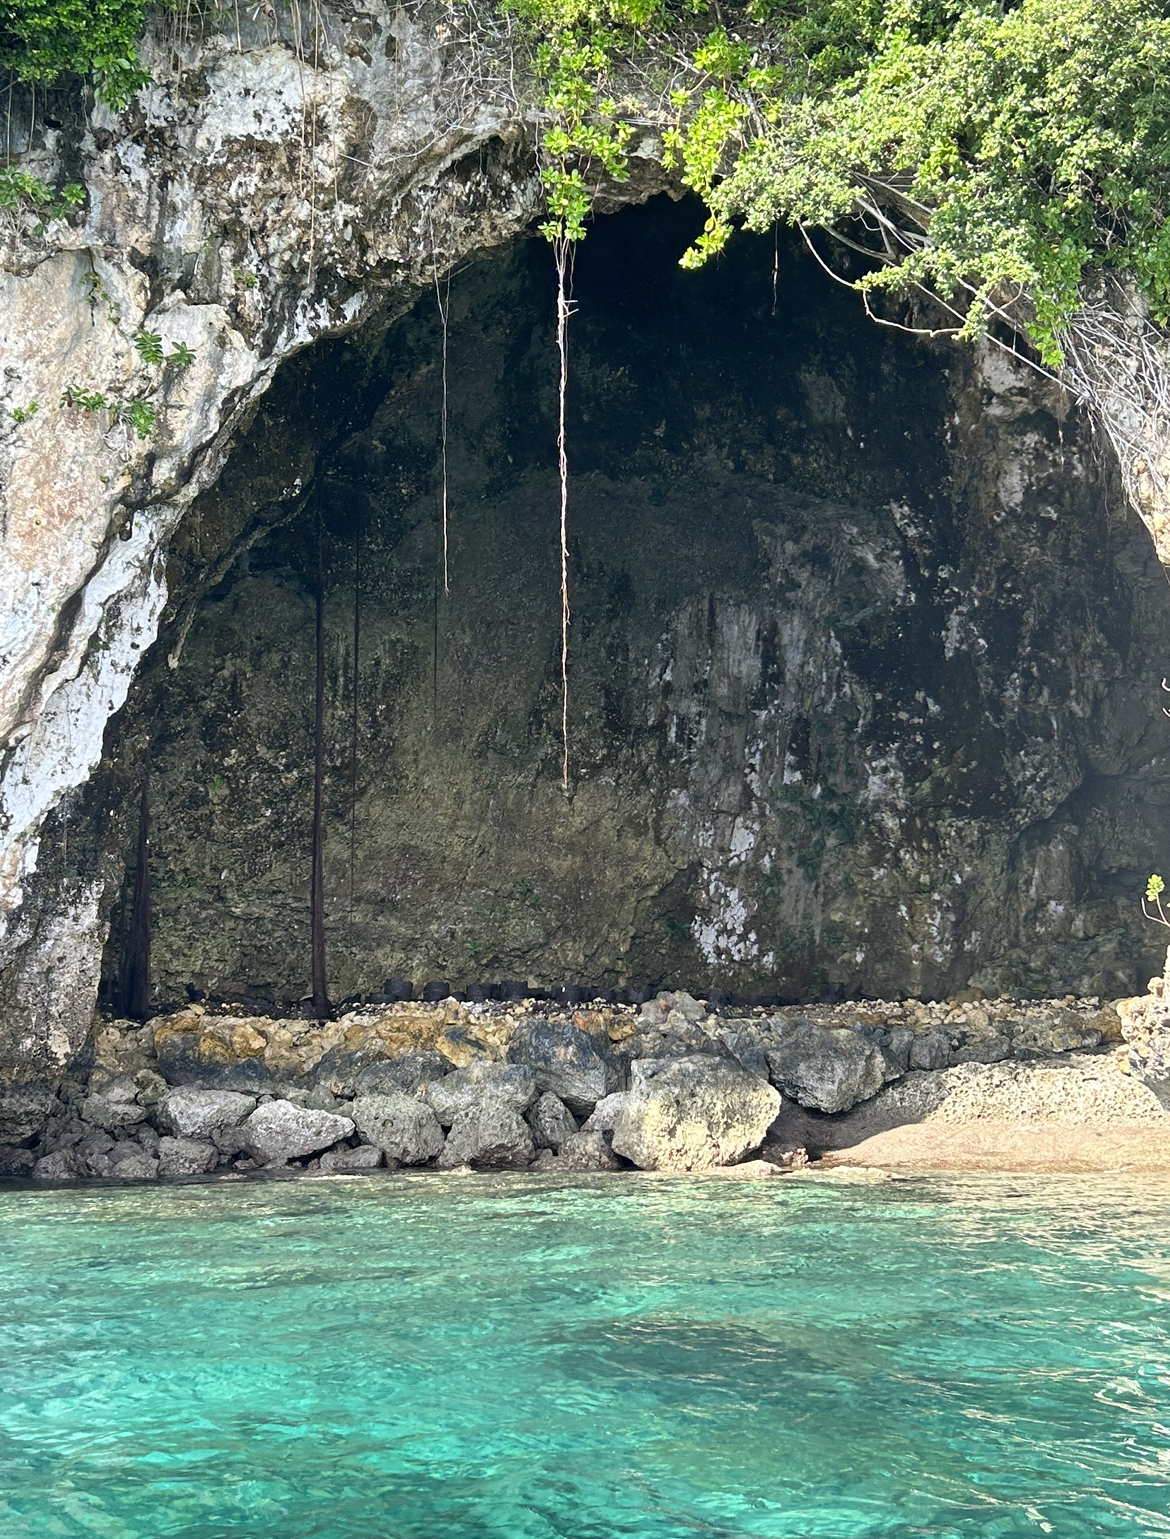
left=91, top=193, right=1170, bottom=1012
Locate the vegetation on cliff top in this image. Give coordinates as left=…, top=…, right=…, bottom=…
left=6, top=0, right=1170, bottom=363
left=0, top=0, right=172, bottom=104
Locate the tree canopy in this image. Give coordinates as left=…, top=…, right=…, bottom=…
left=0, top=0, right=165, bottom=104
left=6, top=0, right=1170, bottom=360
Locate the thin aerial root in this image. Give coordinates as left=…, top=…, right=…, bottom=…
left=430, top=218, right=451, bottom=595
left=554, top=236, right=575, bottom=789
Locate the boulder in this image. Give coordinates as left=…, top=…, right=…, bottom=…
left=506, top=1019, right=617, bottom=1113
left=581, top=1092, right=628, bottom=1132
left=33, top=1149, right=84, bottom=1180
left=910, top=1029, right=951, bottom=1071
left=765, top=1023, right=887, bottom=1114
left=80, top=1076, right=147, bottom=1130
left=609, top=1056, right=781, bottom=1171
left=0, top=1084, right=59, bottom=1144
left=556, top=1130, right=623, bottom=1170
left=157, top=1088, right=258, bottom=1139
left=438, top=1105, right=535, bottom=1169
left=0, top=1145, right=35, bottom=1176
left=354, top=1053, right=449, bottom=1097
left=89, top=1141, right=159, bottom=1180
left=426, top=1062, right=536, bottom=1128
left=319, top=1144, right=384, bottom=1172
left=157, top=1136, right=219, bottom=1177
left=527, top=1091, right=578, bottom=1150
left=78, top=1129, right=115, bottom=1173
left=351, top=1092, right=445, bottom=1165
left=240, top=1100, right=355, bottom=1164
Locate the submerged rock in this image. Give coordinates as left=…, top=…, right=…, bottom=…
left=351, top=1092, right=444, bottom=1165
left=241, top=1100, right=354, bottom=1165
left=609, top=1056, right=780, bottom=1172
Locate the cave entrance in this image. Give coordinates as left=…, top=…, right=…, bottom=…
left=100, top=194, right=1170, bottom=1012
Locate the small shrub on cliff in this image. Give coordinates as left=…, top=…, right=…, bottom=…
left=0, top=0, right=175, bottom=106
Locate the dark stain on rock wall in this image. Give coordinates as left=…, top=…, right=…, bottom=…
left=95, top=195, right=1170, bottom=1005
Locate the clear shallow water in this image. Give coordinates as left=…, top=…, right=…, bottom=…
left=1, top=1173, right=1169, bottom=1539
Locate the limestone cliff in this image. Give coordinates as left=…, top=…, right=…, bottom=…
left=3, top=0, right=1170, bottom=1141
left=0, top=1, right=557, bottom=1093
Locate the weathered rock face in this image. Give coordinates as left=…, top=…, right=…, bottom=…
left=87, top=198, right=1170, bottom=1018
left=608, top=1056, right=780, bottom=1172
left=0, top=0, right=571, bottom=1106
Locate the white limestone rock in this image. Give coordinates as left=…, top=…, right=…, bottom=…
left=241, top=1099, right=354, bottom=1164
left=609, top=1056, right=780, bottom=1172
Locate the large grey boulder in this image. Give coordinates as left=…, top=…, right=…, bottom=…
left=609, top=1056, right=781, bottom=1171
left=352, top=1092, right=445, bottom=1165
left=438, top=1105, right=535, bottom=1169
left=157, top=1088, right=257, bottom=1139
left=157, top=1136, right=219, bottom=1177
left=241, top=1100, right=354, bottom=1164
left=527, top=1091, right=578, bottom=1150
left=32, top=1149, right=84, bottom=1180
left=556, top=1130, right=623, bottom=1170
left=765, top=1022, right=888, bottom=1114
left=80, top=1076, right=147, bottom=1130
left=506, top=1019, right=617, bottom=1113
left=354, top=1053, right=449, bottom=1097
left=426, top=1062, right=536, bottom=1128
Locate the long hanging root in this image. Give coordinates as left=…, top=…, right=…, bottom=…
left=311, top=523, right=331, bottom=1019
left=430, top=219, right=451, bottom=595
left=554, top=236, right=576, bottom=789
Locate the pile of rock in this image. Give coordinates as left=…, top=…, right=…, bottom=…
left=0, top=987, right=1136, bottom=1182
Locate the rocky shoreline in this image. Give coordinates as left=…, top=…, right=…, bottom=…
left=2, top=985, right=1168, bottom=1182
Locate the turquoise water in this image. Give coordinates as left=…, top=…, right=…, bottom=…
left=1, top=1173, right=1169, bottom=1538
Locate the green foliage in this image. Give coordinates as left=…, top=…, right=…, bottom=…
left=133, top=329, right=164, bottom=364
left=515, top=0, right=1170, bottom=359
left=120, top=397, right=157, bottom=437
left=0, top=165, right=83, bottom=230
left=60, top=383, right=157, bottom=437
left=61, top=383, right=111, bottom=413
left=166, top=339, right=196, bottom=368
left=11, top=400, right=38, bottom=423
left=1143, top=872, right=1170, bottom=929
left=0, top=0, right=173, bottom=105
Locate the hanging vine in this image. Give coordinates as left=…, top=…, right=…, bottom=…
left=530, top=17, right=634, bottom=787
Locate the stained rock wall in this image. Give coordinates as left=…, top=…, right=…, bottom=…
left=94, top=201, right=1170, bottom=1009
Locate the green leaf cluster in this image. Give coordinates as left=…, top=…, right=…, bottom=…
left=516, top=0, right=1170, bottom=360
left=0, top=165, right=84, bottom=229
left=0, top=0, right=174, bottom=106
